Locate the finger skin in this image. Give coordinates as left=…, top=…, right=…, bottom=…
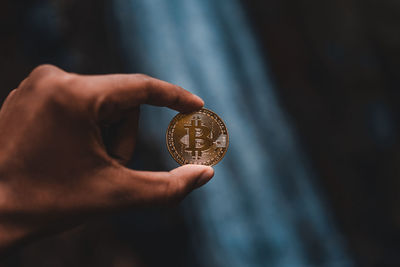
left=0, top=64, right=210, bottom=257
left=74, top=73, right=204, bottom=121
left=97, top=74, right=204, bottom=111
left=104, top=164, right=215, bottom=208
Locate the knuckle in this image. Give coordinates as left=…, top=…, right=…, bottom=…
left=41, top=74, right=71, bottom=95
left=30, top=66, right=64, bottom=91
left=134, top=73, right=151, bottom=80
left=51, top=77, right=81, bottom=106
left=134, top=73, right=153, bottom=89
left=30, top=64, right=59, bottom=78
left=6, top=89, right=17, bottom=99
left=37, top=74, right=82, bottom=109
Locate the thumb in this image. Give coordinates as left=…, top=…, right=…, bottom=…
left=149, top=164, right=215, bottom=204
left=104, top=165, right=214, bottom=208
left=170, top=164, right=215, bottom=191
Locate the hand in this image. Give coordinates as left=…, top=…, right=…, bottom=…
left=0, top=65, right=214, bottom=255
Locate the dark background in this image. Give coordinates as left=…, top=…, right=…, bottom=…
left=1, top=0, right=400, bottom=266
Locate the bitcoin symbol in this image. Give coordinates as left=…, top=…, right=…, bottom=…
left=183, top=116, right=214, bottom=159
left=166, top=108, right=229, bottom=166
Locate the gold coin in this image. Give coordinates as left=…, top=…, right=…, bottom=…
left=166, top=108, right=229, bottom=166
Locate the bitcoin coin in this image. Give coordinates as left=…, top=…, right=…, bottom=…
left=166, top=108, right=229, bottom=166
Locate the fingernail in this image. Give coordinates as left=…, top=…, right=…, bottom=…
left=193, top=94, right=204, bottom=107
left=195, top=166, right=214, bottom=188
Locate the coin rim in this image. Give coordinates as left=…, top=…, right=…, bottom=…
left=165, top=107, right=229, bottom=166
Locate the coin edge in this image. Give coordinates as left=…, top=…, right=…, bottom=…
left=165, top=108, right=229, bottom=166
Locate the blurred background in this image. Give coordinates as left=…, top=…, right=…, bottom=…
left=1, top=0, right=400, bottom=266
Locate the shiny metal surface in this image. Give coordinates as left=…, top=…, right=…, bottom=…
left=166, top=108, right=228, bottom=166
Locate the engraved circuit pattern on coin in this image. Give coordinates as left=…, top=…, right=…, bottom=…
left=166, top=108, right=229, bottom=166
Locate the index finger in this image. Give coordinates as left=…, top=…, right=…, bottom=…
left=80, top=73, right=204, bottom=114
